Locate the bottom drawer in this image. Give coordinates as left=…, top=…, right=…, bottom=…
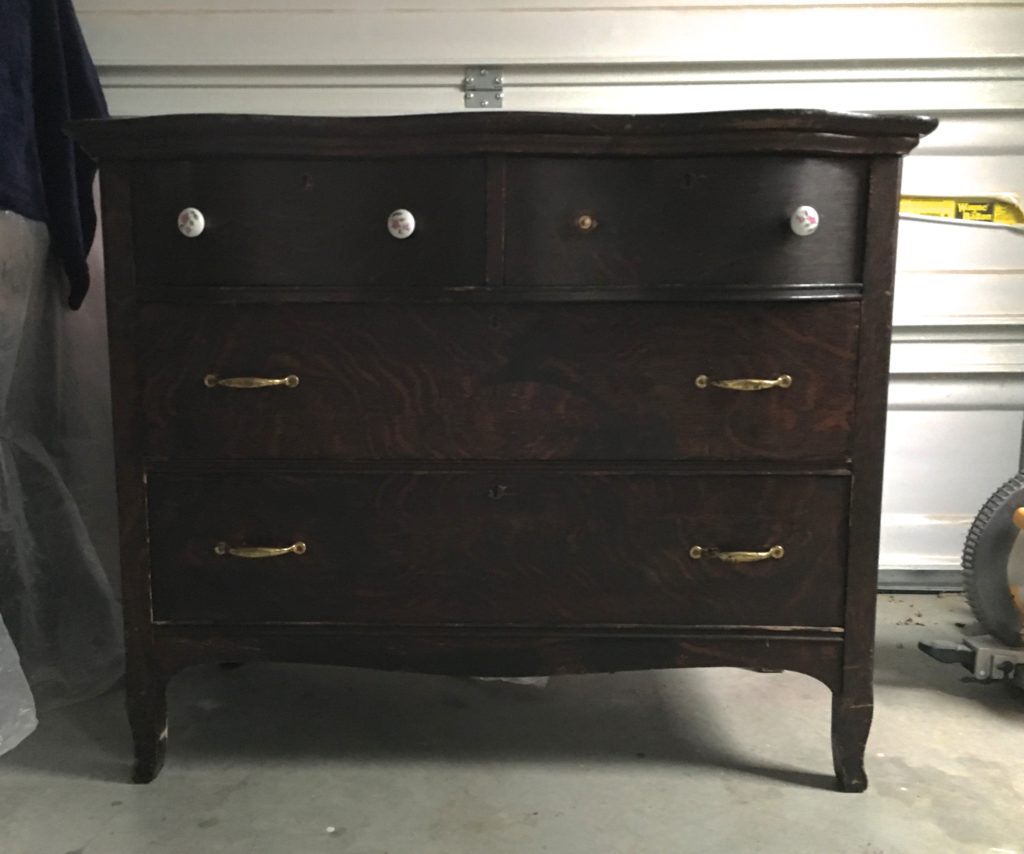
left=147, top=471, right=849, bottom=628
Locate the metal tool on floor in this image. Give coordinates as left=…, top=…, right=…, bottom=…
left=919, top=473, right=1024, bottom=688
left=919, top=636, right=1024, bottom=689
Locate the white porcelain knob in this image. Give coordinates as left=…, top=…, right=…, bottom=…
left=177, top=207, right=205, bottom=238
left=387, top=209, right=415, bottom=239
left=789, top=205, right=820, bottom=237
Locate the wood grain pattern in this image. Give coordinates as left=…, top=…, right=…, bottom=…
left=130, top=153, right=864, bottom=291
left=505, top=156, right=866, bottom=287
left=152, top=628, right=844, bottom=694
left=831, top=155, right=904, bottom=793
left=136, top=283, right=863, bottom=304
left=131, top=157, right=487, bottom=288
left=70, top=110, right=938, bottom=161
left=96, top=165, right=168, bottom=784
left=146, top=470, right=849, bottom=628
left=138, top=301, right=860, bottom=462
left=69, top=110, right=935, bottom=786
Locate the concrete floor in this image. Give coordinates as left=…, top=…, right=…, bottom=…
left=2, top=594, right=1022, bottom=854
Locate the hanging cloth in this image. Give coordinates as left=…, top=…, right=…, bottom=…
left=1, top=0, right=108, bottom=308
left=0, top=0, right=121, bottom=756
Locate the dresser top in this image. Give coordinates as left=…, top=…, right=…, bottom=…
left=71, top=109, right=936, bottom=160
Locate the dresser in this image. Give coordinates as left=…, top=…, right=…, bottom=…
left=71, top=110, right=936, bottom=790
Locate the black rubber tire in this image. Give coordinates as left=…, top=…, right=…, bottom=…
left=962, top=471, right=1024, bottom=647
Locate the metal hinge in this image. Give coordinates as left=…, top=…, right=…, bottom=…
left=463, top=66, right=503, bottom=109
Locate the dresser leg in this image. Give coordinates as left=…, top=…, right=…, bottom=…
left=831, top=690, right=871, bottom=792
left=127, top=671, right=168, bottom=783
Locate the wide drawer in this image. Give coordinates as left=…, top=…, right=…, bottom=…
left=130, top=158, right=487, bottom=288
left=147, top=471, right=849, bottom=627
left=139, top=301, right=859, bottom=462
left=505, top=156, right=866, bottom=288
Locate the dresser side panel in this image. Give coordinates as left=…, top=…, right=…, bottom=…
left=100, top=165, right=151, bottom=630
left=845, top=155, right=903, bottom=691
left=98, top=162, right=169, bottom=773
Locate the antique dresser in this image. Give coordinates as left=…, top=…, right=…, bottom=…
left=72, top=110, right=935, bottom=789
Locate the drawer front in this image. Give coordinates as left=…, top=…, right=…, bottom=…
left=130, top=158, right=487, bottom=287
left=505, top=156, right=866, bottom=288
left=139, top=301, right=859, bottom=462
left=148, top=471, right=848, bottom=627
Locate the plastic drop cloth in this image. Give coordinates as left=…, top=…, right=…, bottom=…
left=0, top=612, right=34, bottom=756
left=0, top=209, right=121, bottom=756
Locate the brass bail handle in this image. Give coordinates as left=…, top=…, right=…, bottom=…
left=689, top=545, right=785, bottom=563
left=214, top=542, right=307, bottom=558
left=204, top=374, right=300, bottom=389
left=695, top=375, right=792, bottom=391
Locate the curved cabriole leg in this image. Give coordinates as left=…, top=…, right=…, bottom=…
left=127, top=668, right=168, bottom=783
left=831, top=690, right=872, bottom=792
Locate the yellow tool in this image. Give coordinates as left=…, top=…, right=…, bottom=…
left=899, top=193, right=1024, bottom=229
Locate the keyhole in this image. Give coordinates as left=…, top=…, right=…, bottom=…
left=488, top=484, right=510, bottom=500
left=302, top=173, right=314, bottom=190
left=489, top=314, right=501, bottom=329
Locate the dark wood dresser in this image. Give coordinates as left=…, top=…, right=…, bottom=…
left=72, top=110, right=935, bottom=790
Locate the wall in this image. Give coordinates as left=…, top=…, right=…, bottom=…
left=76, top=0, right=1024, bottom=588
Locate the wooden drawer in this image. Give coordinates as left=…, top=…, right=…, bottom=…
left=505, top=156, right=866, bottom=288
left=147, top=470, right=849, bottom=627
left=130, top=158, right=487, bottom=288
left=139, top=301, right=859, bottom=462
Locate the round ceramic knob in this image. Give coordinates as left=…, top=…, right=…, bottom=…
left=387, top=208, right=416, bottom=239
left=177, top=207, right=205, bottom=238
left=789, top=205, right=820, bottom=237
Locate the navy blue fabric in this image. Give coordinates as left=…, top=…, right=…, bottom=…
left=1, top=0, right=107, bottom=309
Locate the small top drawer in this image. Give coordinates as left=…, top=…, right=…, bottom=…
left=504, top=156, right=866, bottom=289
left=130, top=157, right=487, bottom=288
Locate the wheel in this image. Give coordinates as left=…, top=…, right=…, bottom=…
left=962, top=472, right=1024, bottom=647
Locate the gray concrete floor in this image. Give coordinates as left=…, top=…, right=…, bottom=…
left=2, top=593, right=1022, bottom=854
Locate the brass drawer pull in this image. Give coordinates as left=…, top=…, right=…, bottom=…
left=214, top=541, right=307, bottom=558
left=204, top=374, right=299, bottom=389
left=689, top=545, right=785, bottom=563
left=695, top=374, right=792, bottom=391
